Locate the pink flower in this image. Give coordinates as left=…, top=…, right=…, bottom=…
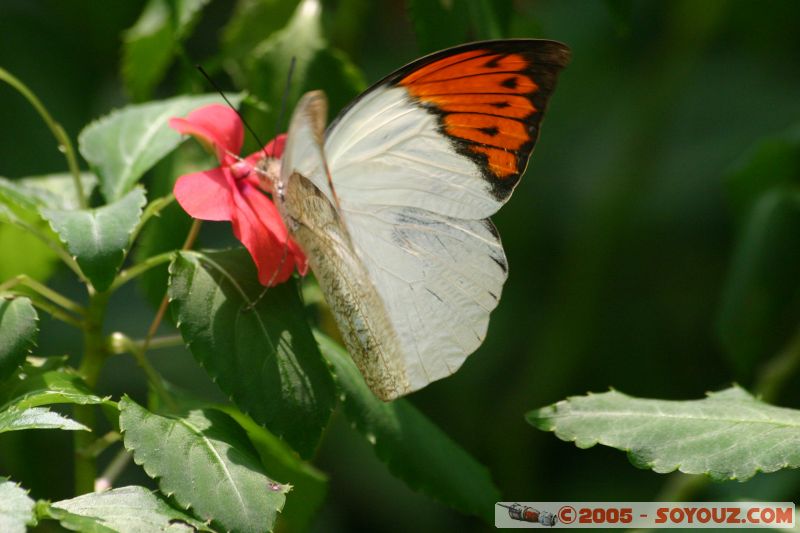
left=169, top=104, right=307, bottom=286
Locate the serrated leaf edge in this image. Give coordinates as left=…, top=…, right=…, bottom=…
left=118, top=397, right=288, bottom=531
left=167, top=251, right=334, bottom=456
left=39, top=187, right=147, bottom=289
left=0, top=296, right=40, bottom=380
left=528, top=386, right=800, bottom=481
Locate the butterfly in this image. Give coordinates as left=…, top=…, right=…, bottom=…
left=263, top=39, right=570, bottom=400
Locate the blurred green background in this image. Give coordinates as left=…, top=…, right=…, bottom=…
left=2, top=0, right=800, bottom=531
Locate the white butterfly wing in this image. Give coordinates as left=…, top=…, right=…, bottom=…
left=280, top=40, right=569, bottom=399
left=342, top=206, right=507, bottom=391
left=323, top=86, right=503, bottom=219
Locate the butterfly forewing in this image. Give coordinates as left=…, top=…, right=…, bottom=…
left=395, top=41, right=569, bottom=198
left=280, top=40, right=569, bottom=400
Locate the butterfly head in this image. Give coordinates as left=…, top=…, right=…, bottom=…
left=254, top=155, right=284, bottom=200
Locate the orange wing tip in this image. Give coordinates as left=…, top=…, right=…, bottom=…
left=422, top=94, right=537, bottom=119
left=403, top=72, right=539, bottom=98
left=470, top=146, right=517, bottom=178
left=385, top=40, right=570, bottom=197
left=399, top=50, right=487, bottom=85
left=401, top=52, right=533, bottom=84
left=443, top=113, right=530, bottom=150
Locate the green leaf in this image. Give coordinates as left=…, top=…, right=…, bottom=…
left=0, top=178, right=62, bottom=257
left=46, top=486, right=209, bottom=533
left=122, top=0, right=210, bottom=101
left=0, top=177, right=47, bottom=224
left=725, top=124, right=800, bottom=219
left=0, top=173, right=94, bottom=221
left=316, top=333, right=501, bottom=522
left=221, top=0, right=300, bottom=73
left=238, top=0, right=365, bottom=138
left=717, top=188, right=800, bottom=376
left=215, top=405, right=328, bottom=532
left=122, top=0, right=174, bottom=102
left=15, top=173, right=97, bottom=210
left=0, top=224, right=59, bottom=282
left=528, top=386, right=800, bottom=481
left=407, top=0, right=470, bottom=54
left=78, top=93, right=239, bottom=202
left=0, top=297, right=38, bottom=382
left=0, top=406, right=88, bottom=434
left=0, top=360, right=108, bottom=411
left=119, top=396, right=287, bottom=533
left=0, top=174, right=95, bottom=282
left=146, top=383, right=327, bottom=532
left=168, top=249, right=336, bottom=458
left=41, top=187, right=147, bottom=291
left=0, top=478, right=35, bottom=533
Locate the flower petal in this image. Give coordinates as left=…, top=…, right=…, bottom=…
left=243, top=134, right=288, bottom=167
left=169, top=104, right=244, bottom=164
left=231, top=182, right=305, bottom=286
left=174, top=169, right=234, bottom=221
left=289, top=239, right=309, bottom=276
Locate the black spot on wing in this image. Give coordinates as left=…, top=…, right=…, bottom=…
left=500, top=76, right=519, bottom=89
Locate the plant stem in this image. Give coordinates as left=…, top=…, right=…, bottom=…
left=142, top=334, right=185, bottom=351
left=127, top=193, right=175, bottom=245
left=94, top=447, right=132, bottom=492
left=80, top=431, right=121, bottom=459
left=22, top=295, right=83, bottom=328
left=0, top=67, right=86, bottom=208
left=141, top=219, right=201, bottom=354
left=108, top=332, right=177, bottom=412
left=110, top=251, right=175, bottom=292
left=107, top=334, right=184, bottom=355
left=755, top=327, right=800, bottom=403
left=73, top=288, right=110, bottom=495
left=0, top=274, right=85, bottom=315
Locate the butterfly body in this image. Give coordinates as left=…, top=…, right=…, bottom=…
left=279, top=161, right=410, bottom=399
left=273, top=40, right=570, bottom=400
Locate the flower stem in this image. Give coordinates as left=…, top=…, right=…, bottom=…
left=141, top=219, right=201, bottom=353
left=0, top=67, right=86, bottom=208
left=73, top=288, right=110, bottom=495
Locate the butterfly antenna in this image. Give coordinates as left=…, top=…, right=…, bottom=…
left=195, top=64, right=275, bottom=161
left=241, top=58, right=300, bottom=312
